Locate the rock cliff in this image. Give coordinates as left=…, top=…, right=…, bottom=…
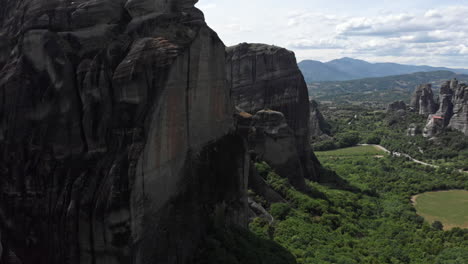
left=0, top=1, right=249, bottom=264
left=410, top=84, right=436, bottom=116
left=387, top=101, right=407, bottom=113
left=309, top=100, right=331, bottom=142
left=448, top=80, right=468, bottom=135
left=226, top=43, right=320, bottom=183
left=420, top=79, right=468, bottom=137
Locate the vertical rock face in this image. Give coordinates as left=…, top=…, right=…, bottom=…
left=249, top=110, right=307, bottom=190
left=0, top=1, right=249, bottom=264
left=226, top=43, right=320, bottom=183
left=448, top=81, right=468, bottom=135
left=421, top=79, right=468, bottom=137
left=410, top=84, right=436, bottom=116
left=309, top=100, right=331, bottom=142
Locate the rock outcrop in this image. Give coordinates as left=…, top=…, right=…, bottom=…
left=410, top=84, right=436, bottom=116
left=309, top=100, right=331, bottom=142
left=226, top=43, right=320, bottom=183
left=0, top=1, right=249, bottom=264
left=421, top=79, right=468, bottom=137
left=448, top=81, right=468, bottom=135
left=249, top=110, right=307, bottom=190
left=387, top=101, right=407, bottom=113
left=407, top=123, right=421, bottom=137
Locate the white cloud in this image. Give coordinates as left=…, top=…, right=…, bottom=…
left=199, top=1, right=468, bottom=68
left=282, top=6, right=468, bottom=67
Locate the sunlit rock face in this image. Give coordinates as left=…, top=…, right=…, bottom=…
left=0, top=1, right=249, bottom=263
left=309, top=100, right=331, bottom=142
left=410, top=84, right=436, bottom=116
left=421, top=79, right=468, bottom=137
left=226, top=43, right=321, bottom=185
left=448, top=81, right=468, bottom=135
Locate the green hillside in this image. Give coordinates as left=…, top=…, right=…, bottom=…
left=308, top=71, right=468, bottom=107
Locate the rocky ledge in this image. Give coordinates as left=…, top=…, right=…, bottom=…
left=226, top=43, right=320, bottom=184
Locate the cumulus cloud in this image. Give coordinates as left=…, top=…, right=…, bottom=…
left=283, top=5, right=468, bottom=67
left=199, top=1, right=468, bottom=67
left=288, top=38, right=345, bottom=49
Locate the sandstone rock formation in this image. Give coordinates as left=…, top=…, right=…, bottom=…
left=0, top=1, right=249, bottom=264
left=448, top=81, right=468, bottom=135
left=421, top=79, right=468, bottom=137
left=410, top=84, right=436, bottom=116
left=226, top=43, right=319, bottom=183
left=249, top=110, right=307, bottom=190
left=309, top=100, right=331, bottom=142
left=387, top=101, right=407, bottom=113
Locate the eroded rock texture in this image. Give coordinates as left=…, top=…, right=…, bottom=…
left=249, top=110, right=307, bottom=190
left=0, top=1, right=249, bottom=264
left=309, top=100, right=331, bottom=142
left=387, top=101, right=406, bottom=113
left=448, top=81, right=468, bottom=135
left=226, top=43, right=320, bottom=184
left=422, top=79, right=468, bottom=137
left=410, top=84, right=436, bottom=116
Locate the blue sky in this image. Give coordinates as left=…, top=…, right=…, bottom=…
left=196, top=0, right=468, bottom=67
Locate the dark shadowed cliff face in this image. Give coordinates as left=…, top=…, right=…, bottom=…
left=0, top=1, right=249, bottom=264
left=226, top=43, right=320, bottom=184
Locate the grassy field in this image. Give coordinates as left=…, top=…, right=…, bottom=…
left=413, top=190, right=468, bottom=230
left=315, top=145, right=386, bottom=157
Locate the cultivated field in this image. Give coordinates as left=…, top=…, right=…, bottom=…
left=413, top=190, right=468, bottom=230
left=315, top=145, right=386, bottom=157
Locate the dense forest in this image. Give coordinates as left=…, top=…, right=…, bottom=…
left=314, top=105, right=468, bottom=170
left=197, top=155, right=468, bottom=263
left=195, top=102, right=468, bottom=264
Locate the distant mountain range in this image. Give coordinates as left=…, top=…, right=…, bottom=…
left=309, top=71, right=468, bottom=107
left=299, top=57, right=468, bottom=83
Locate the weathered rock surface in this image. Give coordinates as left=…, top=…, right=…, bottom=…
left=448, top=80, right=468, bottom=135
left=226, top=43, right=320, bottom=182
left=435, top=81, right=454, bottom=125
left=309, top=100, right=331, bottom=142
left=248, top=110, right=307, bottom=190
left=387, top=101, right=407, bottom=113
left=410, top=84, right=436, bottom=116
left=0, top=1, right=249, bottom=264
left=421, top=79, right=468, bottom=137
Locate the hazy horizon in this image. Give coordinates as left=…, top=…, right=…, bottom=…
left=197, top=0, right=468, bottom=68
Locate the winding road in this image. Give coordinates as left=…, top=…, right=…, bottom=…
left=360, top=144, right=439, bottom=168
